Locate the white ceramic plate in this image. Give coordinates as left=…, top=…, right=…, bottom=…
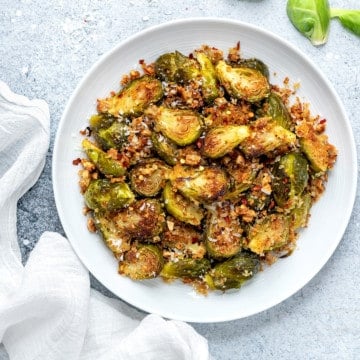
left=53, top=18, right=357, bottom=323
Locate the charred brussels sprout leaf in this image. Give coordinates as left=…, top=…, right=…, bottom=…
left=119, top=244, right=164, bottom=280
left=202, top=125, right=250, bottom=158
left=97, top=75, right=163, bottom=117
left=146, top=105, right=202, bottom=146
left=154, top=51, right=201, bottom=83
left=247, top=214, right=290, bottom=255
left=236, top=58, right=270, bottom=79
left=84, top=179, right=135, bottom=212
left=82, top=139, right=126, bottom=176
left=163, top=182, right=204, bottom=226
left=259, top=92, right=292, bottom=130
left=215, top=60, right=270, bottom=102
left=207, top=252, right=260, bottom=290
left=195, top=52, right=219, bottom=103
left=130, top=159, right=170, bottom=197
left=93, top=121, right=128, bottom=151
left=161, top=258, right=211, bottom=279
left=272, top=152, right=309, bottom=208
left=151, top=131, right=178, bottom=166
left=171, top=165, right=229, bottom=204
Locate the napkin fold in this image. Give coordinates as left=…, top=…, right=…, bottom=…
left=0, top=81, right=210, bottom=360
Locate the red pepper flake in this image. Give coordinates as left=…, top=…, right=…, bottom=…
left=139, top=59, right=145, bottom=64
left=241, top=198, right=248, bottom=205
left=268, top=200, right=275, bottom=209
left=319, top=118, right=327, bottom=124
left=72, top=158, right=82, bottom=166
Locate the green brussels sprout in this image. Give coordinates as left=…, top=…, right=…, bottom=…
left=161, top=258, right=211, bottom=279
left=129, top=159, right=171, bottom=197
left=236, top=58, right=270, bottom=79
left=246, top=214, right=290, bottom=255
left=92, top=211, right=131, bottom=255
left=240, top=117, right=297, bottom=158
left=258, top=92, right=292, bottom=130
left=82, top=138, right=126, bottom=177
left=171, top=165, right=229, bottom=204
left=113, top=199, right=165, bottom=241
left=119, top=244, right=164, bottom=280
left=145, top=105, right=202, bottom=146
left=215, top=60, right=270, bottom=102
left=272, top=152, right=309, bottom=208
left=97, top=75, right=164, bottom=117
left=292, top=192, right=312, bottom=229
left=207, top=252, right=260, bottom=290
left=154, top=51, right=201, bottom=83
left=330, top=8, right=360, bottom=37
left=162, top=218, right=205, bottom=259
left=163, top=182, right=204, bottom=226
left=93, top=120, right=128, bottom=151
left=205, top=205, right=243, bottom=259
left=84, top=179, right=135, bottom=212
left=151, top=131, right=178, bottom=166
left=202, top=125, right=250, bottom=158
left=89, top=113, right=116, bottom=130
left=195, top=52, right=219, bottom=103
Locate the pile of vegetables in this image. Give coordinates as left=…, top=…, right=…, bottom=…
left=77, top=44, right=336, bottom=292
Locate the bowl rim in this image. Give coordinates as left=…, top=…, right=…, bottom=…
left=52, top=17, right=358, bottom=323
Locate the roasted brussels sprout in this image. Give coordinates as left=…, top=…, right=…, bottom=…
left=272, top=152, right=309, bottom=208
left=246, top=214, right=290, bottom=254
left=92, top=211, right=131, bottom=255
left=161, top=258, right=211, bottom=279
left=93, top=120, right=128, bottom=151
left=202, top=125, right=250, bottom=158
left=97, top=75, right=164, bottom=117
left=206, top=252, right=260, bottom=290
left=119, top=244, right=164, bottom=280
left=150, top=131, right=178, bottom=166
left=82, top=139, right=126, bottom=177
left=130, top=159, right=170, bottom=197
left=84, top=179, right=135, bottom=212
left=195, top=52, right=219, bottom=103
left=236, top=58, right=270, bottom=79
left=205, top=204, right=243, bottom=259
left=241, top=117, right=297, bottom=158
left=154, top=51, right=201, bottom=83
left=258, top=92, right=292, bottom=130
left=89, top=113, right=116, bottom=130
left=113, top=199, right=165, bottom=241
left=170, top=165, right=229, bottom=204
left=145, top=105, right=202, bottom=146
left=215, top=60, right=270, bottom=102
left=163, top=182, right=204, bottom=226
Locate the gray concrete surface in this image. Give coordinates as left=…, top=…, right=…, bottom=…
left=1, top=0, right=359, bottom=359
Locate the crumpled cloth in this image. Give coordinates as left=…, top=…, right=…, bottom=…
left=0, top=81, right=210, bottom=360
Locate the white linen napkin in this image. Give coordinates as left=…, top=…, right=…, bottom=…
left=0, top=81, right=210, bottom=360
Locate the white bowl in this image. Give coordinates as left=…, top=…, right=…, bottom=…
left=53, top=18, right=357, bottom=323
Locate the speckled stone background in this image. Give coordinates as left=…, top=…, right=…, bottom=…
left=1, top=0, right=359, bottom=359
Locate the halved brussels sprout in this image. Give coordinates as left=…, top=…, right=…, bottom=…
left=163, top=182, right=204, bottom=226
left=195, top=52, right=219, bottom=103
left=240, top=117, right=297, bottom=158
left=92, top=211, right=131, bottom=255
left=259, top=92, right=292, bottom=130
left=82, top=138, right=126, bottom=177
left=205, top=205, right=243, bottom=259
left=207, top=252, right=260, bottom=290
left=97, top=75, right=164, bottom=117
left=93, top=121, right=128, bottom=151
left=84, top=179, right=135, bottom=212
left=89, top=113, right=116, bottom=130
left=119, top=244, right=163, bottom=280
left=215, top=60, right=270, bottom=102
left=202, top=125, right=250, bottom=158
left=151, top=131, right=178, bottom=166
left=170, top=165, right=229, bottom=204
left=272, top=152, right=309, bottom=208
left=161, top=258, right=211, bottom=279
left=145, top=105, right=202, bottom=146
left=292, top=192, right=312, bottom=229
left=236, top=58, right=270, bottom=79
left=130, top=159, right=171, bottom=197
left=246, top=214, right=290, bottom=254
left=154, top=51, right=201, bottom=83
